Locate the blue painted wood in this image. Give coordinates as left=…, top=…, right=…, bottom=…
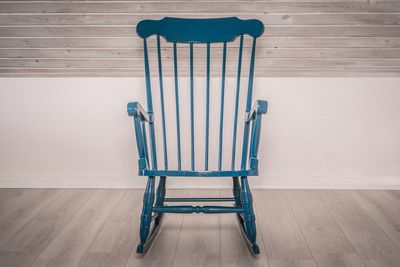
left=249, top=116, right=261, bottom=170
left=153, top=205, right=243, bottom=214
left=155, top=176, right=166, bottom=207
left=231, top=35, right=244, bottom=170
left=141, top=169, right=258, bottom=177
left=164, top=197, right=235, bottom=202
left=173, top=42, right=182, bottom=170
left=205, top=42, right=211, bottom=171
left=157, top=36, right=168, bottom=170
left=241, top=38, right=257, bottom=170
left=128, top=102, right=150, bottom=170
left=143, top=39, right=153, bottom=113
left=240, top=115, right=250, bottom=171
left=218, top=42, right=227, bottom=171
left=137, top=210, right=163, bottom=254
left=137, top=17, right=264, bottom=43
left=248, top=100, right=268, bottom=170
left=132, top=116, right=146, bottom=169
left=232, top=176, right=241, bottom=207
left=141, top=121, right=150, bottom=168
left=237, top=211, right=260, bottom=255
left=137, top=176, right=155, bottom=253
left=130, top=17, right=267, bottom=255
left=190, top=43, right=195, bottom=171
left=154, top=176, right=166, bottom=226
left=246, top=100, right=268, bottom=122
left=127, top=101, right=153, bottom=122
left=143, top=39, right=158, bottom=170
left=240, top=176, right=259, bottom=254
left=149, top=127, right=157, bottom=170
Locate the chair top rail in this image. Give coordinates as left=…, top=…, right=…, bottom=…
left=136, top=17, right=264, bottom=43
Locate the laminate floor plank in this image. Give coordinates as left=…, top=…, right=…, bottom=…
left=78, top=189, right=142, bottom=267
left=0, top=189, right=95, bottom=267
left=172, top=189, right=221, bottom=267
left=382, top=190, right=400, bottom=212
left=350, top=190, right=400, bottom=249
left=253, top=189, right=316, bottom=267
left=0, top=250, right=20, bottom=267
left=125, top=189, right=188, bottom=267
left=0, top=189, right=30, bottom=216
left=285, top=190, right=364, bottom=267
left=220, top=189, right=269, bottom=267
left=319, top=190, right=400, bottom=267
left=0, top=189, right=64, bottom=248
left=31, top=189, right=125, bottom=267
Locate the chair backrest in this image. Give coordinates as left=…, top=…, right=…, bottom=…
left=136, top=17, right=264, bottom=172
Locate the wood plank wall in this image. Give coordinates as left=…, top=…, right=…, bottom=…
left=0, top=0, right=399, bottom=77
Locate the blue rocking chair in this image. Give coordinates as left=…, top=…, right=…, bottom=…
left=128, top=17, right=267, bottom=255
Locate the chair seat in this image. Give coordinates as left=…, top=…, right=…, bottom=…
left=140, top=169, right=258, bottom=177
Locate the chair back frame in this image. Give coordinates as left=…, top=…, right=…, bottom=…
left=132, top=16, right=265, bottom=175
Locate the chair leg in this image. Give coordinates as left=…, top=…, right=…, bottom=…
left=137, top=176, right=155, bottom=254
left=239, top=176, right=260, bottom=255
left=155, top=176, right=166, bottom=224
left=232, top=176, right=241, bottom=207
left=155, top=176, right=166, bottom=207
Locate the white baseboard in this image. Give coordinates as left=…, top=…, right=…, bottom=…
left=0, top=175, right=399, bottom=189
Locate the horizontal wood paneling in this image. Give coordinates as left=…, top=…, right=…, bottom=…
left=0, top=1, right=399, bottom=76
left=1, top=13, right=400, bottom=26
left=1, top=2, right=400, bottom=13
left=2, top=58, right=400, bottom=69
left=2, top=48, right=399, bottom=58
left=1, top=26, right=400, bottom=38
left=2, top=37, right=400, bottom=49
left=1, top=68, right=399, bottom=77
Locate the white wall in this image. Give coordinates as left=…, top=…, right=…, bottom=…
left=1, top=77, right=399, bottom=189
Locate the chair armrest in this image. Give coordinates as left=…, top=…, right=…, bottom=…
left=246, top=100, right=268, bottom=122
left=247, top=100, right=268, bottom=170
left=127, top=101, right=152, bottom=171
left=127, top=102, right=154, bottom=123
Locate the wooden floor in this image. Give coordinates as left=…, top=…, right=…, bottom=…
left=0, top=189, right=400, bottom=267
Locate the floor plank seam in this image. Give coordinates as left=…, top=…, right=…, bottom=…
left=8, top=189, right=66, bottom=266
left=382, top=190, right=400, bottom=213
left=0, top=189, right=38, bottom=222
left=283, top=190, right=319, bottom=266
left=316, top=190, right=368, bottom=267
left=171, top=191, right=185, bottom=267
left=77, top=189, right=127, bottom=267
left=123, top=196, right=141, bottom=266
left=252, top=191, right=271, bottom=267
left=1, top=189, right=66, bottom=250
left=28, top=189, right=99, bottom=267
left=348, top=190, right=400, bottom=252
left=0, top=189, right=32, bottom=221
